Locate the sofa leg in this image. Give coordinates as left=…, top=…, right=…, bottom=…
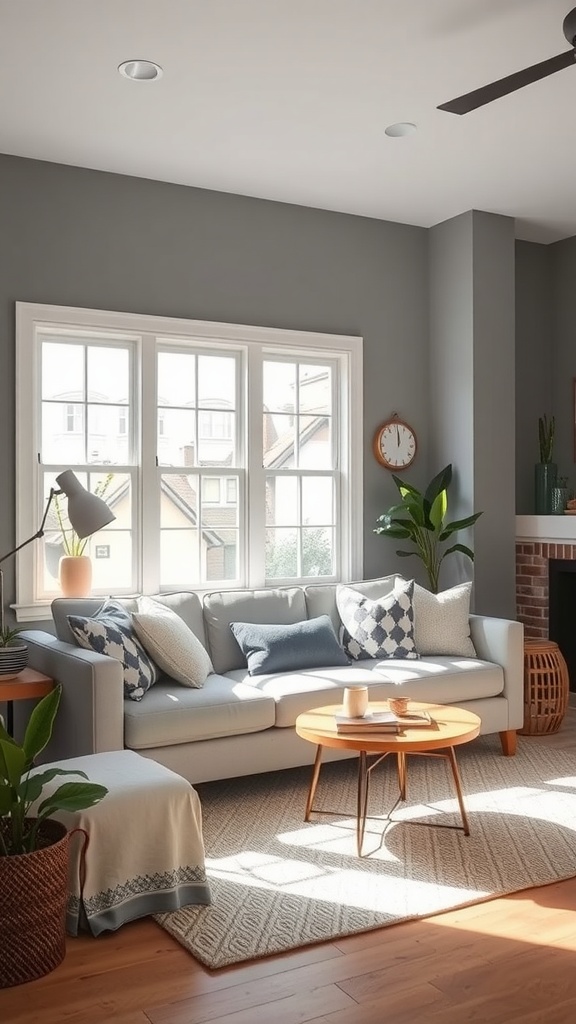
left=499, top=730, right=517, bottom=756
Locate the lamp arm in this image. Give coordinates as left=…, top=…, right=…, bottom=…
left=0, top=488, right=62, bottom=566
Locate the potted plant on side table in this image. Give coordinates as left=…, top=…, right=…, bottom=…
left=0, top=685, right=107, bottom=987
left=0, top=626, right=28, bottom=680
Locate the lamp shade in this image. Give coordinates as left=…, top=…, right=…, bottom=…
left=55, top=470, right=116, bottom=539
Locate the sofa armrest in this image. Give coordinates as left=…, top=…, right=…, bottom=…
left=20, top=630, right=124, bottom=761
left=469, top=615, right=524, bottom=729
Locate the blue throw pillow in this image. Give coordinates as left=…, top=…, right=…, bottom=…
left=229, top=615, right=350, bottom=676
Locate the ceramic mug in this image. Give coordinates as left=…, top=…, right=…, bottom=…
left=342, top=685, right=369, bottom=718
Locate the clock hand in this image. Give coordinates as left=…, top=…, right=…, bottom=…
left=396, top=424, right=400, bottom=446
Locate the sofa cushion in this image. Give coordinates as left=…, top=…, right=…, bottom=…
left=123, top=674, right=276, bottom=748
left=229, top=615, right=350, bottom=676
left=203, top=587, right=308, bottom=674
left=304, top=574, right=404, bottom=633
left=336, top=579, right=418, bottom=660
left=227, top=656, right=504, bottom=728
left=68, top=599, right=160, bottom=702
left=132, top=596, right=213, bottom=687
left=413, top=582, right=476, bottom=657
left=52, top=591, right=207, bottom=648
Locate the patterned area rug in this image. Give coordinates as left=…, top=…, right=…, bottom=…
left=155, top=736, right=576, bottom=969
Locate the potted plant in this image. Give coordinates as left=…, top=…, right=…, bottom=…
left=373, top=464, right=483, bottom=593
left=535, top=414, right=557, bottom=514
left=0, top=685, right=107, bottom=987
left=0, top=626, right=28, bottom=680
left=54, top=472, right=113, bottom=596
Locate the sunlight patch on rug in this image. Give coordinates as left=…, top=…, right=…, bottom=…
left=155, top=735, right=576, bottom=968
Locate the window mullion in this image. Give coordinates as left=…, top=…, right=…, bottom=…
left=246, top=345, right=265, bottom=588
left=141, top=334, right=159, bottom=595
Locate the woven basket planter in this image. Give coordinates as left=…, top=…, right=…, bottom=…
left=0, top=818, right=70, bottom=988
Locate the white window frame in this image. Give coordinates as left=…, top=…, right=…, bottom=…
left=15, top=302, right=363, bottom=621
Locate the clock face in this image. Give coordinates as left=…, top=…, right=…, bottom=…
left=374, top=419, right=417, bottom=470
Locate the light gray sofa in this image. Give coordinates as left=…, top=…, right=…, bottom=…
left=21, top=575, right=524, bottom=784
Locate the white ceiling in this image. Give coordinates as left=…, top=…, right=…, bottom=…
left=2, top=0, right=576, bottom=243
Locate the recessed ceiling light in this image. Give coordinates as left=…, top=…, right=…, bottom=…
left=118, top=60, right=163, bottom=82
left=385, top=122, right=417, bottom=138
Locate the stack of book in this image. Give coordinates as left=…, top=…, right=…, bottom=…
left=334, top=708, right=433, bottom=734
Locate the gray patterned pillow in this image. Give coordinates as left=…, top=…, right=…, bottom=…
left=336, top=579, right=419, bottom=660
left=68, top=599, right=160, bottom=701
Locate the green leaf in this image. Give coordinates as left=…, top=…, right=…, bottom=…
left=22, top=685, right=62, bottom=764
left=428, top=490, right=448, bottom=530
left=424, top=465, right=452, bottom=507
left=393, top=476, right=422, bottom=500
left=18, top=767, right=89, bottom=805
left=442, top=542, right=475, bottom=561
left=439, top=511, right=483, bottom=539
left=374, top=525, right=412, bottom=540
left=0, top=783, right=12, bottom=814
left=396, top=550, right=419, bottom=558
left=36, top=781, right=108, bottom=818
left=0, top=738, right=26, bottom=786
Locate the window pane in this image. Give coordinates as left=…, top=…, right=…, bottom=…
left=302, top=527, right=334, bottom=576
left=42, top=342, right=84, bottom=400
left=203, top=478, right=221, bottom=503
left=266, top=476, right=298, bottom=526
left=226, top=478, right=237, bottom=503
left=161, top=529, right=200, bottom=585
left=158, top=351, right=196, bottom=407
left=87, top=405, right=130, bottom=464
left=263, top=413, right=295, bottom=468
left=298, top=416, right=332, bottom=468
left=299, top=365, right=332, bottom=416
left=302, top=477, right=334, bottom=525
left=263, top=361, right=295, bottom=413
left=87, top=347, right=129, bottom=404
left=198, top=355, right=235, bottom=408
left=197, top=426, right=235, bottom=467
left=206, top=532, right=238, bottom=582
left=266, top=528, right=298, bottom=578
left=42, top=402, right=85, bottom=464
left=158, top=409, right=197, bottom=467
left=161, top=473, right=198, bottom=528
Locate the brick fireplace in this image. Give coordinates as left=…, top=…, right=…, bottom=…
left=516, top=539, right=576, bottom=638
left=516, top=517, right=576, bottom=691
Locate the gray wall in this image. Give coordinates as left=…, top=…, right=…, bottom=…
left=0, top=154, right=430, bottom=624
left=515, top=241, right=554, bottom=511
left=429, top=211, right=517, bottom=618
left=550, top=237, right=576, bottom=489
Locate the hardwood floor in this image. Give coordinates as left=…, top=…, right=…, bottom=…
left=2, top=702, right=576, bottom=1024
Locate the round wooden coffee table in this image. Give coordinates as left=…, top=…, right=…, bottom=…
left=295, top=701, right=481, bottom=856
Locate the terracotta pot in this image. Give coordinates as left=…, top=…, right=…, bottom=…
left=0, top=819, right=70, bottom=987
left=58, top=556, right=92, bottom=598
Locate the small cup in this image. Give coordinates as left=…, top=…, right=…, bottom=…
left=389, top=696, right=409, bottom=716
left=342, top=685, right=369, bottom=718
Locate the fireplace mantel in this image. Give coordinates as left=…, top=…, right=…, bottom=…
left=516, top=515, right=576, bottom=541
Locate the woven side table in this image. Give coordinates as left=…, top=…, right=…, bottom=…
left=519, top=638, right=570, bottom=735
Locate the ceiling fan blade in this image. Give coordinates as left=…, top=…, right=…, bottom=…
left=438, top=48, right=576, bottom=114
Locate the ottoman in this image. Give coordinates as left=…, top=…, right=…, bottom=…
left=31, top=749, right=211, bottom=936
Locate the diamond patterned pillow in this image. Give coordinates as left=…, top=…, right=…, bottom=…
left=336, top=579, right=419, bottom=660
left=68, top=599, right=161, bottom=702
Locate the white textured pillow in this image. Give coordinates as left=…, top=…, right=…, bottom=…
left=412, top=582, right=476, bottom=657
left=132, top=596, right=213, bottom=688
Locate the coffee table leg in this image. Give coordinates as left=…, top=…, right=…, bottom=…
left=356, top=750, right=369, bottom=856
left=447, top=746, right=470, bottom=836
left=396, top=751, right=407, bottom=800
left=304, top=744, right=324, bottom=821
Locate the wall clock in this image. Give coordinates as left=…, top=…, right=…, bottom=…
left=373, top=415, right=417, bottom=471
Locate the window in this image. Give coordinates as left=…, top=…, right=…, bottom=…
left=15, top=303, right=363, bottom=620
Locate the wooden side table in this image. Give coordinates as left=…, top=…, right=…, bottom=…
left=0, top=668, right=55, bottom=736
left=519, top=639, right=569, bottom=736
